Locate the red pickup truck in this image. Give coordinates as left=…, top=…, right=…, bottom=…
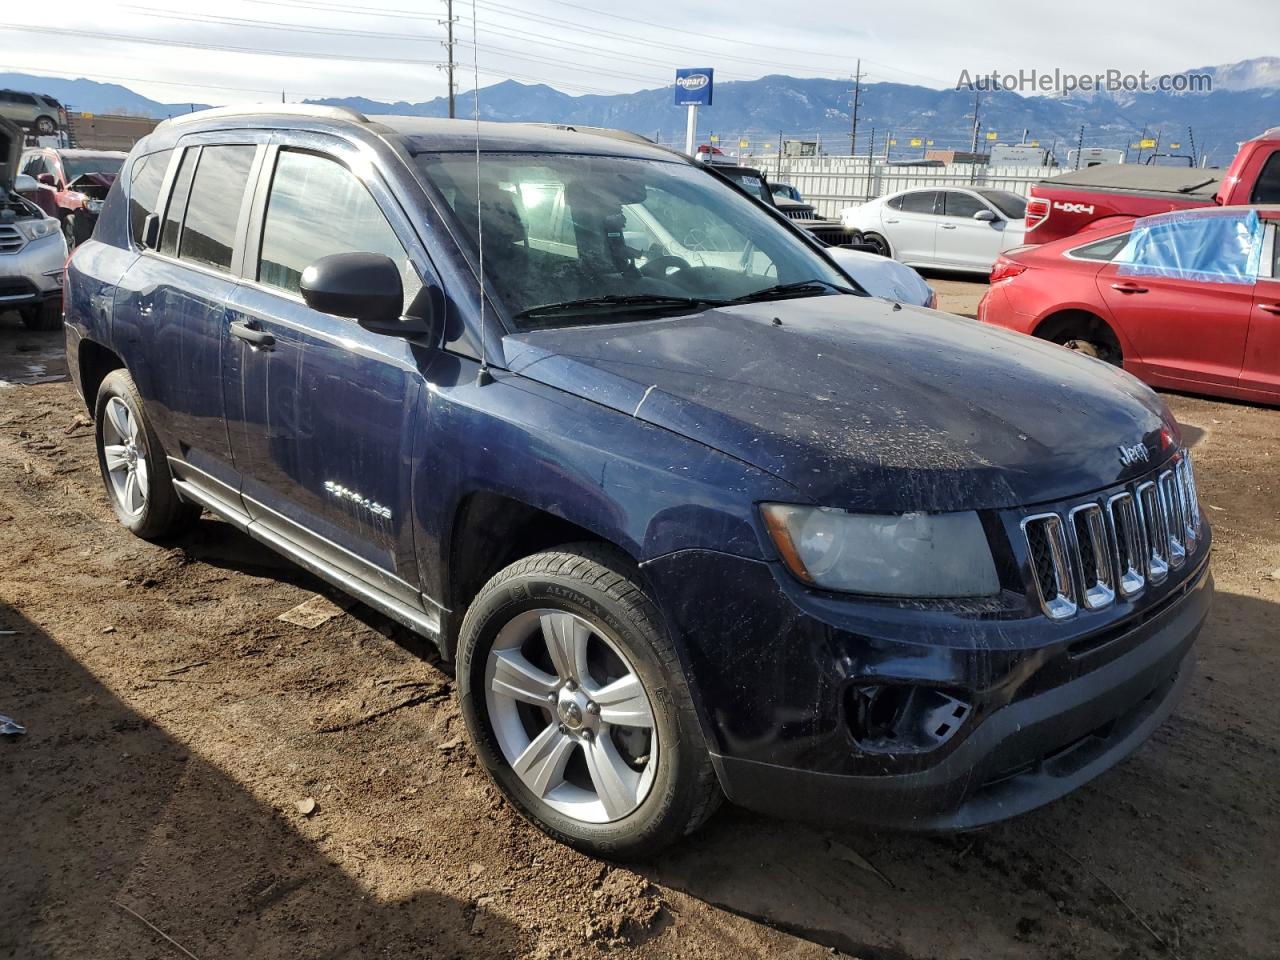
left=1025, top=127, right=1280, bottom=243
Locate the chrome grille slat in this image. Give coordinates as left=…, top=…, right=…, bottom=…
left=1022, top=452, right=1201, bottom=620
left=0, top=225, right=26, bottom=254
left=1106, top=492, right=1145, bottom=597
left=1022, top=513, right=1078, bottom=620
left=1158, top=470, right=1186, bottom=569
left=1069, top=503, right=1115, bottom=609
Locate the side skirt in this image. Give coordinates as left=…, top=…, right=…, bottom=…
left=170, top=460, right=444, bottom=648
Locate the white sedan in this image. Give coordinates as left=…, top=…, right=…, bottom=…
left=840, top=187, right=1027, bottom=274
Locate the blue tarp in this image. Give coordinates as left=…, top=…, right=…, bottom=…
left=1116, top=208, right=1264, bottom=285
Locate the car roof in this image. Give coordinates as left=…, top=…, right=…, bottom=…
left=152, top=105, right=684, bottom=164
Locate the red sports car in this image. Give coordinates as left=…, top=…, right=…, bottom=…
left=978, top=206, right=1280, bottom=405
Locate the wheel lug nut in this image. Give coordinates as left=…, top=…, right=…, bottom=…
left=587, top=702, right=600, bottom=715
left=581, top=729, right=594, bottom=742
left=565, top=680, right=577, bottom=692
left=558, top=724, right=568, bottom=735
left=546, top=693, right=557, bottom=703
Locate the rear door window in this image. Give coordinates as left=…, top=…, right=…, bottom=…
left=178, top=145, right=256, bottom=273
left=256, top=149, right=419, bottom=306
left=128, top=149, right=173, bottom=247
left=898, top=191, right=939, bottom=215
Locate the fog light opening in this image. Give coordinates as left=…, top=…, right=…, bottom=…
left=845, top=683, right=972, bottom=753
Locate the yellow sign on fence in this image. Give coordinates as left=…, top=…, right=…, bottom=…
left=1140, top=138, right=1156, bottom=148
left=910, top=138, right=922, bottom=146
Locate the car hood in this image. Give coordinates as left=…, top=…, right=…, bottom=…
left=503, top=296, right=1177, bottom=512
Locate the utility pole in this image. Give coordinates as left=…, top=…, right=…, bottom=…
left=1135, top=125, right=1147, bottom=163
left=443, top=0, right=456, bottom=119
left=1075, top=125, right=1084, bottom=170
left=848, top=59, right=862, bottom=157
left=1187, top=125, right=1197, bottom=166
left=968, top=92, right=981, bottom=155
left=776, top=129, right=783, bottom=179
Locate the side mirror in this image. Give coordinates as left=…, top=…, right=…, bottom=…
left=300, top=252, right=440, bottom=342
left=973, top=209, right=998, bottom=222
left=36, top=172, right=57, bottom=187
left=14, top=173, right=38, bottom=194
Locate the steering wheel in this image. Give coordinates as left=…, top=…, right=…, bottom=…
left=640, top=255, right=692, bottom=279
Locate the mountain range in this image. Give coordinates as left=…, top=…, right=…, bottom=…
left=3, top=56, right=1276, bottom=164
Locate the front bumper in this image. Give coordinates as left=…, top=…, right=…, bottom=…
left=642, top=536, right=1211, bottom=831
left=0, top=232, right=66, bottom=306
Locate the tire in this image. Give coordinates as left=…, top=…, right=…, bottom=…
left=863, top=231, right=892, bottom=258
left=94, top=369, right=201, bottom=539
left=34, top=115, right=57, bottom=136
left=20, top=299, right=62, bottom=332
left=457, top=543, right=721, bottom=859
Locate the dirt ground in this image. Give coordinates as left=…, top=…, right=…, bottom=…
left=3, top=293, right=1279, bottom=960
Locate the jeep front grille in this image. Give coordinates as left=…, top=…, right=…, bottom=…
left=0, top=225, right=26, bottom=255
left=1022, top=452, right=1200, bottom=619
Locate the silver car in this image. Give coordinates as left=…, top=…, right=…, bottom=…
left=1, top=118, right=67, bottom=329
left=0, top=89, right=65, bottom=137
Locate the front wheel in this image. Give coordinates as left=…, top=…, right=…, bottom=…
left=457, top=544, right=720, bottom=858
left=862, top=231, right=892, bottom=258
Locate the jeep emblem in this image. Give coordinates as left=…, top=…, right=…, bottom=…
left=1118, top=442, right=1149, bottom=467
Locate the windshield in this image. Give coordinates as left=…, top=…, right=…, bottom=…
left=974, top=189, right=1026, bottom=220
left=63, top=155, right=124, bottom=180
left=415, top=152, right=848, bottom=329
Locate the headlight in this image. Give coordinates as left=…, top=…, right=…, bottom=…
left=19, top=218, right=59, bottom=241
left=761, top=504, right=1000, bottom=598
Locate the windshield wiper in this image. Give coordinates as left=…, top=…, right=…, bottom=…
left=728, top=279, right=857, bottom=304
left=514, top=294, right=727, bottom=320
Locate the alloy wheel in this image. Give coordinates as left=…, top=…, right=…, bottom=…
left=484, top=608, right=658, bottom=824
left=101, top=397, right=149, bottom=516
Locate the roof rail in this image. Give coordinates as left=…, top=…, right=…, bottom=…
left=158, top=103, right=369, bottom=129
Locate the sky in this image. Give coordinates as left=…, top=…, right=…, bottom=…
left=1, top=0, right=1276, bottom=107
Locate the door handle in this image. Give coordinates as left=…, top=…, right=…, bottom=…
left=230, top=318, right=275, bottom=348
left=1259, top=303, right=1280, bottom=315
left=1110, top=282, right=1149, bottom=294
left=885, top=218, right=900, bottom=224
left=940, top=224, right=958, bottom=230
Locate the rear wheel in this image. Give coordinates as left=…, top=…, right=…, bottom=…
left=94, top=369, right=200, bottom=539
left=1041, top=315, right=1123, bottom=367
left=457, top=544, right=720, bottom=858
left=34, top=115, right=57, bottom=136
left=862, top=232, right=892, bottom=258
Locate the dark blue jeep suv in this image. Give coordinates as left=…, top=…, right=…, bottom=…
left=65, top=105, right=1212, bottom=857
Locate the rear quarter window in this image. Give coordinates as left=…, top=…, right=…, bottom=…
left=1068, top=233, right=1131, bottom=262
left=127, top=149, right=173, bottom=247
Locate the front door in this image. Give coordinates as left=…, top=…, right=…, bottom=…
left=935, top=190, right=1006, bottom=271
left=224, top=141, right=430, bottom=610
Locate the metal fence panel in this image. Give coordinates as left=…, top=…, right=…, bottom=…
left=746, top=155, right=1065, bottom=218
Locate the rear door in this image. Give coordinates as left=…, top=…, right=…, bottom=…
left=934, top=190, right=1005, bottom=271
left=111, top=138, right=265, bottom=505
left=882, top=190, right=938, bottom=264
left=1242, top=219, right=1280, bottom=399
left=223, top=135, right=430, bottom=610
